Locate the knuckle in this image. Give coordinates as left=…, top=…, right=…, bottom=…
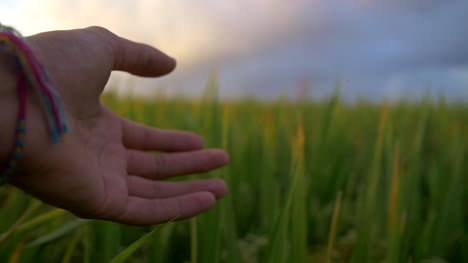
left=153, top=155, right=167, bottom=176
left=142, top=128, right=152, bottom=149
left=151, top=182, right=163, bottom=198
left=85, top=26, right=119, bottom=60
left=175, top=198, right=184, bottom=219
left=86, top=26, right=113, bottom=37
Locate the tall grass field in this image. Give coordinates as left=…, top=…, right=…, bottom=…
left=1, top=83, right=467, bottom=262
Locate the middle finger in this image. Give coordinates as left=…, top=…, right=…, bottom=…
left=126, top=149, right=229, bottom=180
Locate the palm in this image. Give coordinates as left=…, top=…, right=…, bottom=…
left=10, top=27, right=229, bottom=225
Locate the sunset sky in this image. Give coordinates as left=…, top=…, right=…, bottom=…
left=1, top=0, right=467, bottom=101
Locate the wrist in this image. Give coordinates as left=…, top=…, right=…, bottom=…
left=0, top=48, right=19, bottom=168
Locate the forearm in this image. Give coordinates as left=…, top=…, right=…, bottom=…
left=0, top=48, right=19, bottom=168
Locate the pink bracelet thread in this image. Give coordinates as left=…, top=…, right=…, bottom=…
left=0, top=24, right=68, bottom=185
left=0, top=63, right=27, bottom=185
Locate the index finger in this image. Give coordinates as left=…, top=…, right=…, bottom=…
left=121, top=118, right=205, bottom=152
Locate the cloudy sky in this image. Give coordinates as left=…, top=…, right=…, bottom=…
left=1, top=0, right=467, bottom=101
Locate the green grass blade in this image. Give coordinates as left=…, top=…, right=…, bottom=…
left=25, top=219, right=88, bottom=248
left=61, top=229, right=82, bottom=263
left=326, top=191, right=343, bottom=263
left=0, top=208, right=66, bottom=242
left=0, top=200, right=42, bottom=248
left=93, top=221, right=122, bottom=262
left=110, top=221, right=173, bottom=263
left=191, top=218, right=198, bottom=263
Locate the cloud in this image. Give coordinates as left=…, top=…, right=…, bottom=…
left=211, top=0, right=468, bottom=99
left=16, top=1, right=311, bottom=66
left=2, top=0, right=467, bottom=100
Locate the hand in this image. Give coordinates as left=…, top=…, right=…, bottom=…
left=9, top=26, right=229, bottom=225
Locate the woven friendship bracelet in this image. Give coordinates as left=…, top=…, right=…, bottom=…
left=0, top=63, right=27, bottom=186
left=0, top=24, right=68, bottom=186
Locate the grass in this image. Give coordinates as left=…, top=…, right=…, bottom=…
left=0, top=84, right=466, bottom=262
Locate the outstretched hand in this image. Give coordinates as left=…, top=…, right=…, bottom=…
left=9, top=26, right=229, bottom=225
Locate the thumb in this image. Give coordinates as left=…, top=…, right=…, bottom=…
left=86, top=26, right=176, bottom=77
